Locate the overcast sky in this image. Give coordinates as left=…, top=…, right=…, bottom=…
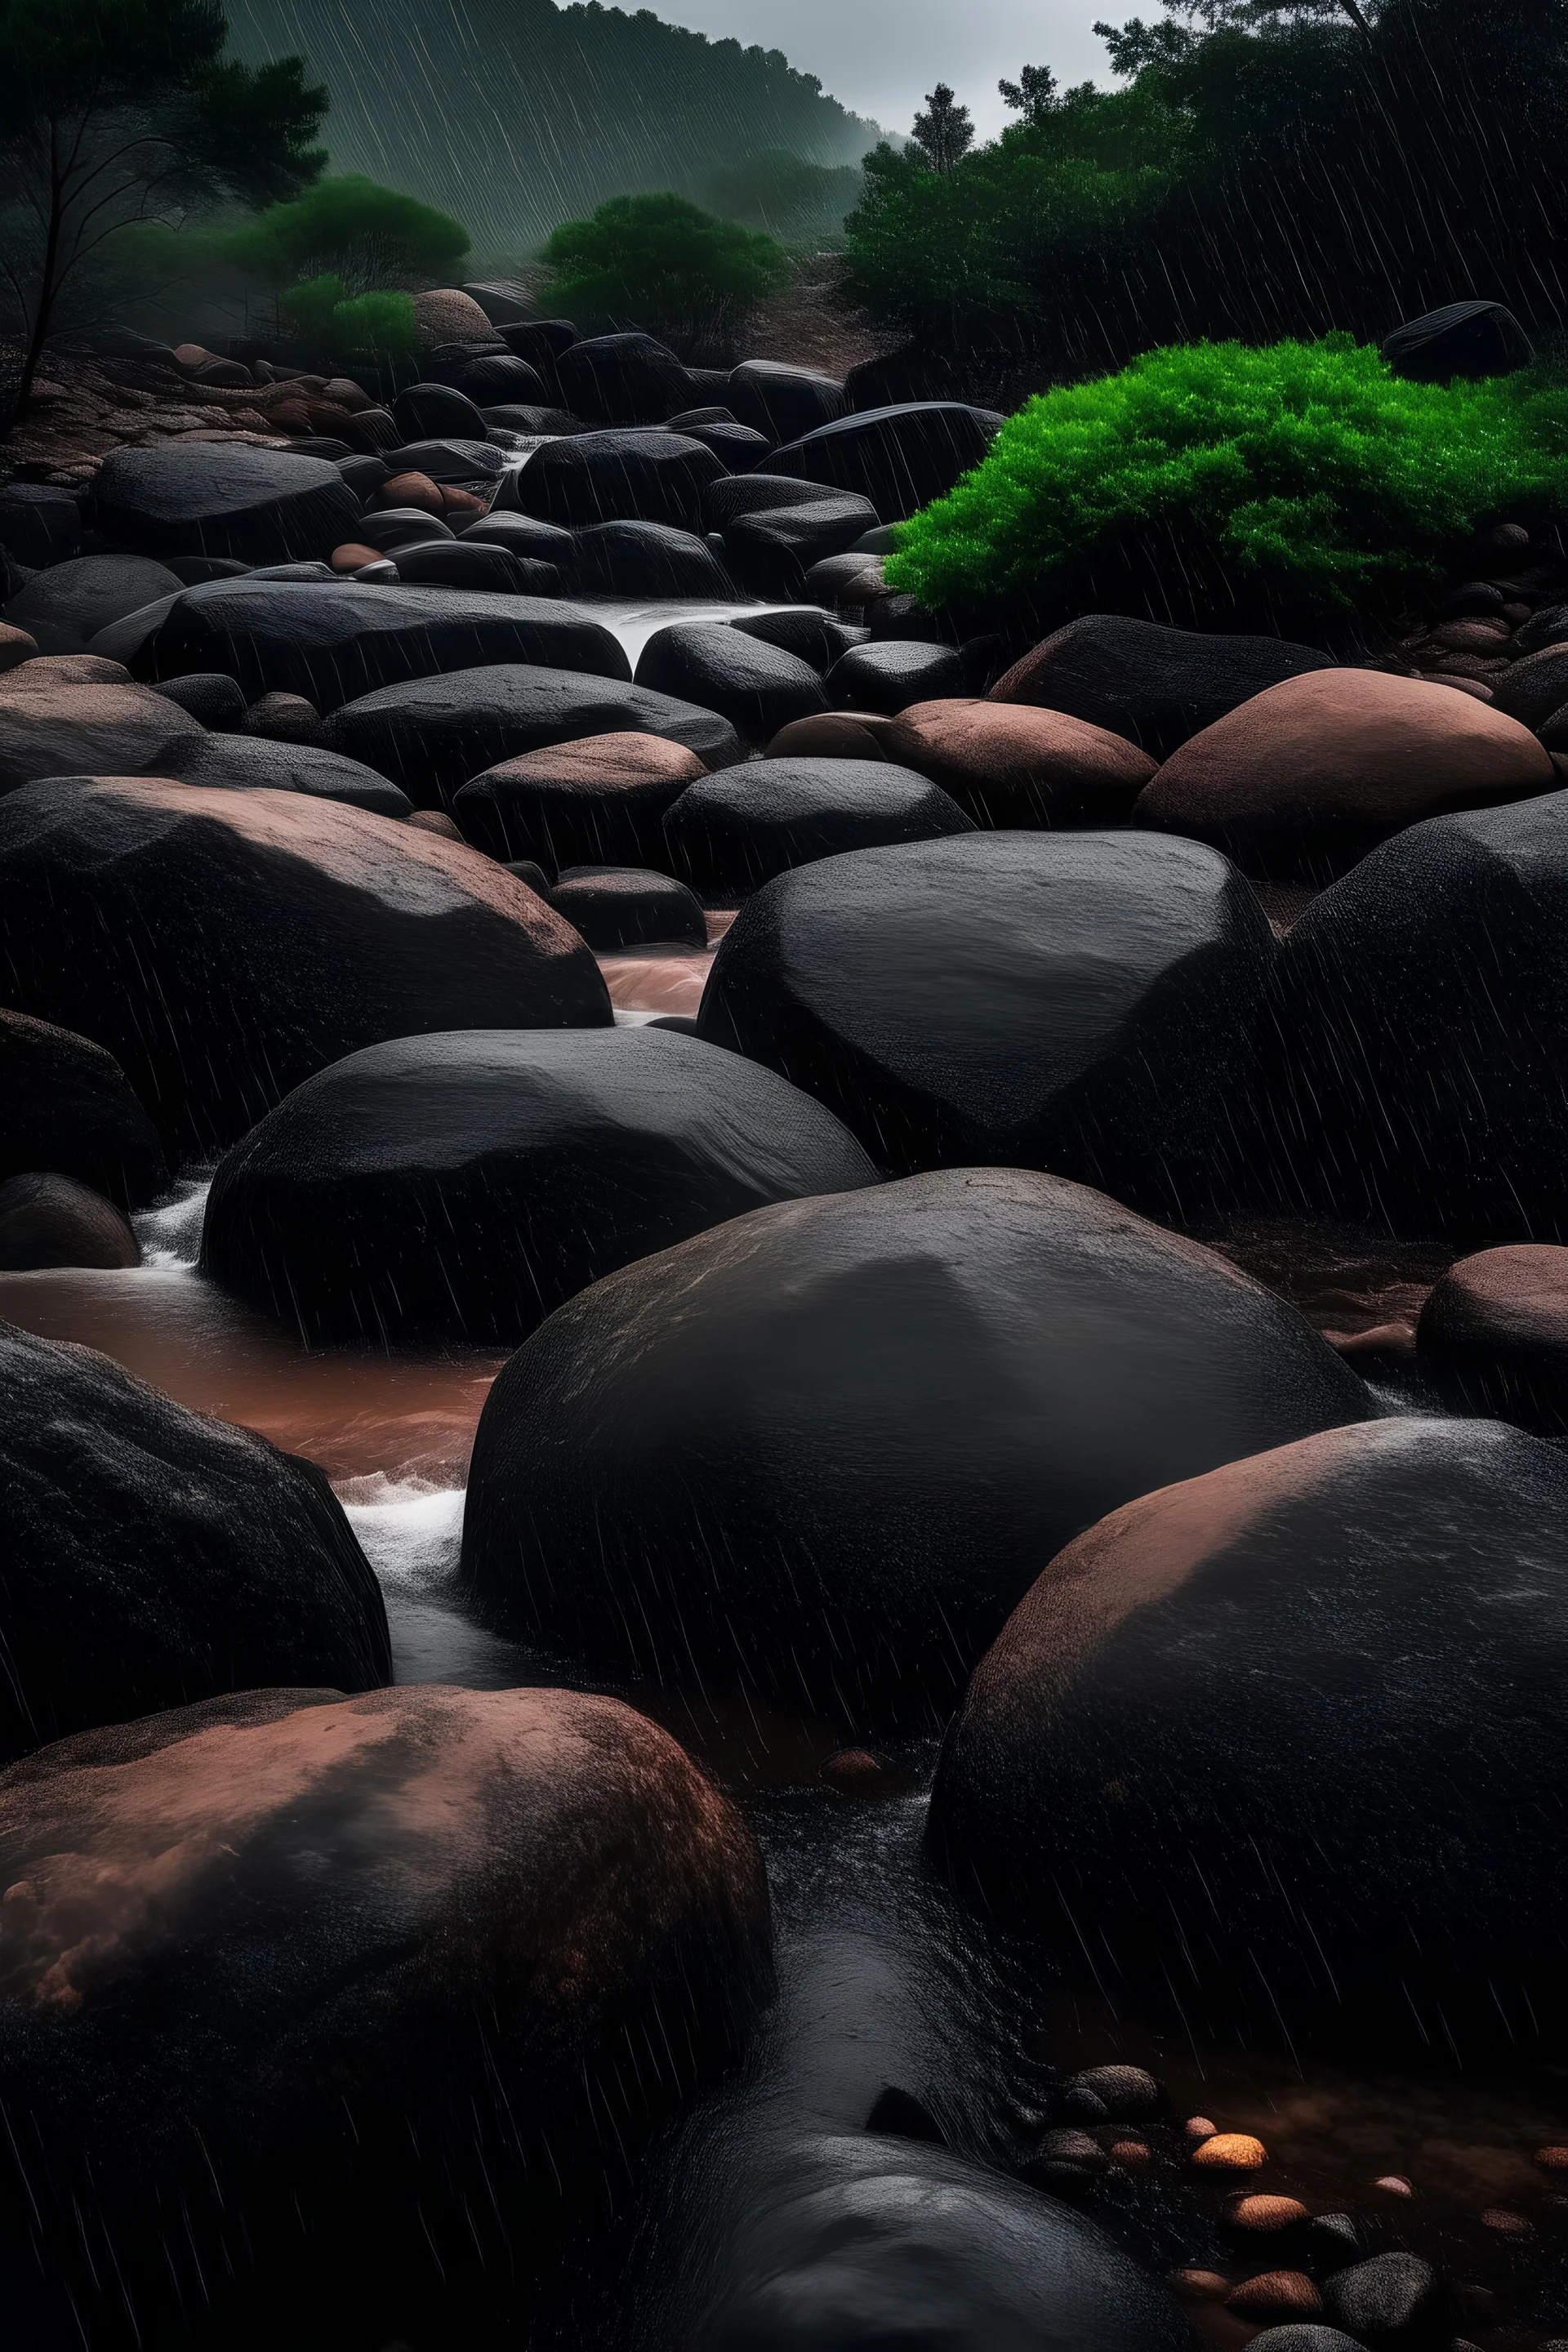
left=647, top=0, right=1123, bottom=143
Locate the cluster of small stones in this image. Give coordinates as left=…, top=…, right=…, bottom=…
left=1377, top=520, right=1568, bottom=709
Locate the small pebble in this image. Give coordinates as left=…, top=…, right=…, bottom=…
left=1479, top=2207, right=1531, bottom=2235
left=331, top=541, right=381, bottom=572
left=1110, top=2139, right=1152, bottom=2172
left=820, top=1748, right=888, bottom=1793
left=1227, top=2194, right=1310, bottom=2232
left=1535, top=2145, right=1568, bottom=2171
left=1227, top=2272, right=1323, bottom=2319
left=1193, top=2132, right=1267, bottom=2171
left=1063, top=2064, right=1163, bottom=2122
left=1036, top=2127, right=1107, bottom=2168
left=1184, top=2114, right=1219, bottom=2141
left=1168, top=2269, right=1230, bottom=2302
left=1372, top=2174, right=1413, bottom=2197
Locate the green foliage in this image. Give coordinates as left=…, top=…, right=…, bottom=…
left=886, top=336, right=1568, bottom=627
left=278, top=272, right=414, bottom=356
left=222, top=172, right=468, bottom=295
left=541, top=192, right=787, bottom=356
left=700, top=149, right=862, bottom=238
left=844, top=82, right=1178, bottom=343
left=908, top=83, right=973, bottom=174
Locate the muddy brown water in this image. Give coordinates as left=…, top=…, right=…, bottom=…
left=2, top=942, right=1563, bottom=2341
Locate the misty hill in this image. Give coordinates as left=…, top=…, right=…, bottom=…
left=224, top=0, right=879, bottom=260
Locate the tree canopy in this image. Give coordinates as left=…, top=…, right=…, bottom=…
left=221, top=174, right=470, bottom=295
left=541, top=192, right=788, bottom=360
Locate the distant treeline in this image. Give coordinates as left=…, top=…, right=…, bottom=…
left=846, top=0, right=1568, bottom=375
left=223, top=0, right=877, bottom=256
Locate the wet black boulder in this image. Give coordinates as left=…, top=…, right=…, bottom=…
left=392, top=381, right=490, bottom=442
left=665, top=756, right=974, bottom=898
left=203, top=1026, right=877, bottom=1347
left=331, top=666, right=743, bottom=807
left=164, top=731, right=413, bottom=816
left=87, top=444, right=362, bottom=565
left=516, top=430, right=724, bottom=530
left=767, top=402, right=1003, bottom=523
left=0, top=774, right=609, bottom=1152
left=555, top=332, right=694, bottom=423
left=0, top=1682, right=770, bottom=2351
left=991, top=615, right=1336, bottom=760
left=0, top=1006, right=166, bottom=1205
left=0, top=1170, right=140, bottom=1268
left=0, top=1318, right=388, bottom=1761
left=726, top=359, right=846, bottom=443
left=575, top=520, right=733, bottom=598
left=461, top=1167, right=1372, bottom=1720
left=723, top=495, right=881, bottom=599
left=1382, top=300, right=1532, bottom=381
left=4, top=553, right=185, bottom=653
left=636, top=622, right=829, bottom=745
left=550, top=865, right=707, bottom=949
left=697, top=830, right=1275, bottom=1217
left=1267, top=790, right=1568, bottom=1239
left=141, top=577, right=629, bottom=712
left=928, top=1416, right=1568, bottom=2051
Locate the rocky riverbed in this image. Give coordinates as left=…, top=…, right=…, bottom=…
left=3, top=293, right=1568, bottom=2352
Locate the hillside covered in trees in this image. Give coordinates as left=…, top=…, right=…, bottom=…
left=222, top=0, right=878, bottom=256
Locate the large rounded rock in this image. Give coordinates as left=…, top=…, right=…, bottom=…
left=636, top=622, right=829, bottom=744
left=0, top=483, right=82, bottom=568
left=697, top=831, right=1276, bottom=1215
left=142, top=577, right=630, bottom=712
left=4, top=553, right=185, bottom=653
left=828, top=638, right=967, bottom=711
left=666, top=756, right=974, bottom=897
left=768, top=402, right=1002, bottom=523
left=332, top=668, right=742, bottom=809
left=1136, top=669, right=1555, bottom=878
left=550, top=864, right=706, bottom=948
left=928, top=1416, right=1568, bottom=2048
left=575, top=519, right=734, bottom=598
left=1490, top=640, right=1568, bottom=731
left=889, top=697, right=1157, bottom=826
left=165, top=730, right=413, bottom=816
left=1382, top=298, right=1532, bottom=381
left=517, top=430, right=724, bottom=528
left=1267, top=789, right=1568, bottom=1238
left=991, top=616, right=1336, bottom=760
left=0, top=776, right=609, bottom=1152
left=702, top=472, right=853, bottom=530
left=391, top=379, right=490, bottom=441
left=0, top=1320, right=388, bottom=1761
left=389, top=537, right=536, bottom=593
left=461, top=1167, right=1372, bottom=1720
left=454, top=730, right=710, bottom=867
left=379, top=435, right=508, bottom=483
left=461, top=509, right=581, bottom=582
left=1416, top=1245, right=1568, bottom=1432
left=555, top=332, right=694, bottom=423
left=0, top=1007, right=166, bottom=1204
left=0, top=1682, right=770, bottom=2348
left=203, top=1027, right=879, bottom=1346
left=0, top=666, right=203, bottom=788
left=726, top=359, right=846, bottom=443
left=87, top=444, right=362, bottom=564
left=0, top=1170, right=140, bottom=1268
left=442, top=353, right=550, bottom=405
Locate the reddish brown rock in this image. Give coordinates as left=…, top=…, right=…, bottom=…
left=764, top=710, right=910, bottom=761
left=0, top=774, right=611, bottom=1151
left=0, top=1682, right=772, bottom=2345
left=412, top=287, right=497, bottom=347
left=0, top=625, right=38, bottom=673
left=455, top=729, right=707, bottom=869
left=1228, top=2274, right=1323, bottom=2318
left=1417, top=1244, right=1568, bottom=1433
left=332, top=540, right=381, bottom=572
left=891, top=696, right=1157, bottom=827
left=1136, top=670, right=1555, bottom=878
left=377, top=470, right=446, bottom=515
left=0, top=667, right=203, bottom=787
left=406, top=808, right=465, bottom=840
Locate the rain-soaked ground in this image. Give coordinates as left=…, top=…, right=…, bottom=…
left=6, top=1056, right=1568, bottom=2343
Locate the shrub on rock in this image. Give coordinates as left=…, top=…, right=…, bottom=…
left=0, top=1007, right=166, bottom=1205
left=461, top=1166, right=1371, bottom=1719
left=665, top=756, right=974, bottom=896
left=0, top=1682, right=770, bottom=2347
left=1138, top=669, right=1556, bottom=879
left=927, top=1416, right=1568, bottom=2049
left=203, top=1027, right=878, bottom=1346
left=454, top=730, right=710, bottom=868
left=332, top=668, right=742, bottom=808
left=87, top=444, right=363, bottom=566
left=0, top=1321, right=388, bottom=1762
left=0, top=776, right=609, bottom=1152
left=697, top=829, right=1275, bottom=1217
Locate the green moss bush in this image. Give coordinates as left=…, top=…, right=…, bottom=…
left=541, top=192, right=787, bottom=359
left=886, top=336, right=1568, bottom=630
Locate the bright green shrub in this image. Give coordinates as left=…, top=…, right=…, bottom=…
left=280, top=274, right=415, bottom=359
left=541, top=193, right=787, bottom=355
left=886, top=336, right=1568, bottom=626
